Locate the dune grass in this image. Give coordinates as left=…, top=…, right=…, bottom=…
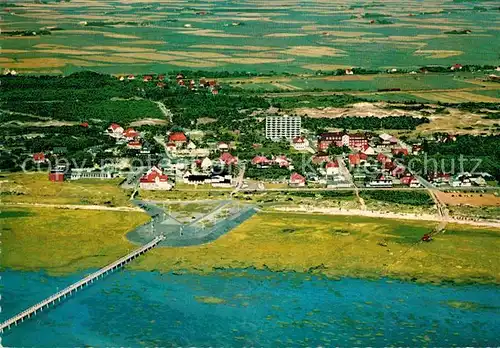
left=0, top=172, right=132, bottom=206
left=133, top=212, right=500, bottom=284
left=0, top=206, right=149, bottom=275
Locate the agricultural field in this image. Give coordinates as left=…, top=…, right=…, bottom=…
left=1, top=0, right=499, bottom=74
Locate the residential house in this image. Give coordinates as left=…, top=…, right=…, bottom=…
left=218, top=142, right=229, bottom=151
left=292, top=136, right=309, bottom=151
left=289, top=172, right=306, bottom=187
left=139, top=166, right=172, bottom=190
left=127, top=141, right=142, bottom=150
left=127, top=75, right=135, bottom=80
left=378, top=133, right=398, bottom=146
left=345, top=68, right=354, bottom=75
left=123, top=128, right=139, bottom=140
left=400, top=175, right=421, bottom=187
left=143, top=75, right=153, bottom=82
left=361, top=144, right=376, bottom=156
left=348, top=153, right=361, bottom=167
left=108, top=123, right=124, bottom=137
left=274, top=155, right=290, bottom=168
left=392, top=148, right=409, bottom=156
left=325, top=161, right=339, bottom=175
left=428, top=172, right=451, bottom=186
left=252, top=156, right=271, bottom=168
left=451, top=64, right=463, bottom=71
left=377, top=153, right=391, bottom=164
left=80, top=122, right=89, bottom=128
left=33, top=152, right=46, bottom=164
left=219, top=152, right=238, bottom=166
left=366, top=174, right=393, bottom=188
left=168, top=132, right=187, bottom=147
left=200, top=157, right=213, bottom=172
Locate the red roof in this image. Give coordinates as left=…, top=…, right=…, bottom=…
left=252, top=156, right=270, bottom=165
left=158, top=75, right=165, bottom=81
left=359, top=152, right=368, bottom=160
left=157, top=82, right=166, bottom=88
left=80, top=122, right=89, bottom=128
left=143, top=75, right=153, bottom=82
left=220, top=152, right=238, bottom=165
left=33, top=153, right=45, bottom=161
left=349, top=153, right=360, bottom=165
left=140, top=167, right=168, bottom=183
left=109, top=123, right=121, bottom=130
left=290, top=172, right=305, bottom=183
left=124, top=128, right=139, bottom=138
left=377, top=153, right=389, bottom=163
left=392, top=148, right=409, bottom=156
left=325, top=161, right=339, bottom=168
left=169, top=132, right=187, bottom=142
left=400, top=175, right=415, bottom=185
left=293, top=136, right=305, bottom=144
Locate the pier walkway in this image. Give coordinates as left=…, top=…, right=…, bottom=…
left=0, top=235, right=165, bottom=333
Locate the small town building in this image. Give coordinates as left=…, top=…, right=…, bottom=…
left=292, top=136, right=309, bottom=151
left=219, top=152, right=238, bottom=166
left=108, top=123, right=124, bottom=137
left=366, top=174, right=393, bottom=188
left=289, top=172, right=306, bottom=187
left=325, top=161, right=339, bottom=175
left=33, top=152, right=46, bottom=164
left=139, top=166, right=172, bottom=190
left=70, top=168, right=113, bottom=180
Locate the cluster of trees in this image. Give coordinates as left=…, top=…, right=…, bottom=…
left=413, top=135, right=500, bottom=180
left=360, top=190, right=433, bottom=206
left=303, top=116, right=429, bottom=132
left=1, top=100, right=162, bottom=123
left=164, top=92, right=269, bottom=128
left=270, top=94, right=364, bottom=109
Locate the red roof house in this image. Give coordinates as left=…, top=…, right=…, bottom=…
left=252, top=156, right=271, bottom=166
left=377, top=153, right=390, bottom=163
left=392, top=148, right=409, bottom=156
left=80, top=122, right=89, bottom=128
left=451, top=64, right=463, bottom=70
left=143, top=75, right=153, bottom=82
left=123, top=128, right=139, bottom=139
left=168, top=132, right=187, bottom=143
left=219, top=152, right=238, bottom=166
left=139, top=166, right=172, bottom=190
left=349, top=153, right=361, bottom=166
left=33, top=152, right=46, bottom=163
left=289, top=172, right=306, bottom=187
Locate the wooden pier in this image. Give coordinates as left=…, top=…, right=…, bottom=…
left=0, top=235, right=165, bottom=333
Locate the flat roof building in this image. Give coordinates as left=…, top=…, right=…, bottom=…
left=265, top=116, right=301, bottom=141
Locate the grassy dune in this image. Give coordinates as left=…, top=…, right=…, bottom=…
left=2, top=206, right=499, bottom=283
left=133, top=212, right=500, bottom=284
left=0, top=172, right=132, bottom=206
left=0, top=207, right=149, bottom=275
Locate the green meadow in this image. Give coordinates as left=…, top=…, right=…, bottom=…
left=1, top=0, right=499, bottom=74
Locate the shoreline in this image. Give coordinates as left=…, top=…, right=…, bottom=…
left=271, top=205, right=500, bottom=229
left=3, top=264, right=499, bottom=287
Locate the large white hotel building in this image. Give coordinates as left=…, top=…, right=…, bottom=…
left=265, top=116, right=301, bottom=141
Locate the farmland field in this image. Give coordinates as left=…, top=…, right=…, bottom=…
left=1, top=0, right=499, bottom=74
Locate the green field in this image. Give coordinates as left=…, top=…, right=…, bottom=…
left=1, top=0, right=499, bottom=74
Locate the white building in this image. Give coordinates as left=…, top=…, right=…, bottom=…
left=292, top=136, right=309, bottom=151
left=70, top=168, right=113, bottom=180
left=265, top=116, right=301, bottom=141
